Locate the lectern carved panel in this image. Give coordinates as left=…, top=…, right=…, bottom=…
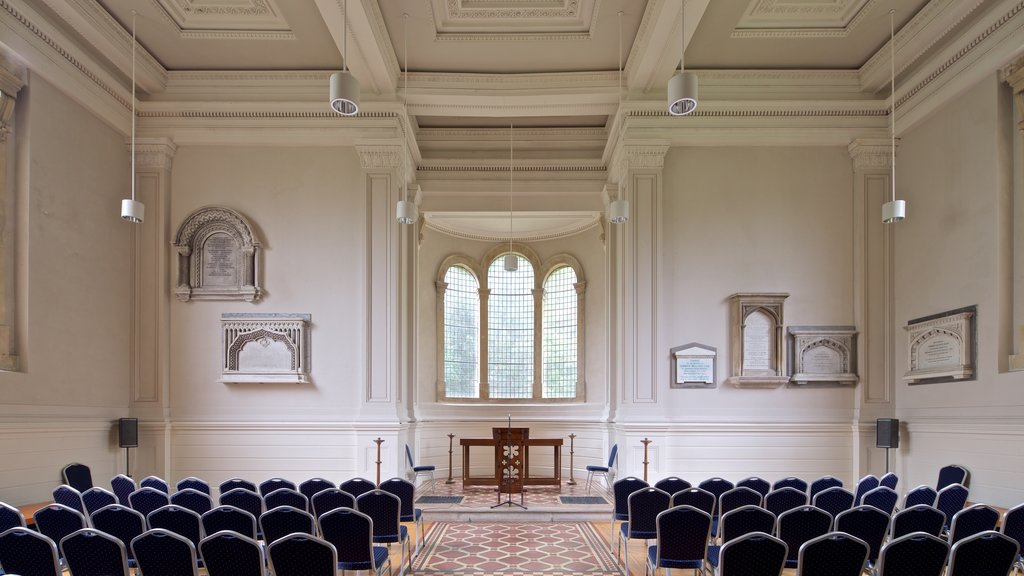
left=493, top=427, right=528, bottom=494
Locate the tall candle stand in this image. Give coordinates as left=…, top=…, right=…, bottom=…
left=641, top=438, right=652, bottom=482
left=445, top=433, right=456, bottom=484
left=373, top=437, right=384, bottom=486
left=567, top=434, right=577, bottom=485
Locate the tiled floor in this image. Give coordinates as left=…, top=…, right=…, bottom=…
left=413, top=478, right=612, bottom=521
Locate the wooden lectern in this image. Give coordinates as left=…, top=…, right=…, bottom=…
left=493, top=427, right=529, bottom=494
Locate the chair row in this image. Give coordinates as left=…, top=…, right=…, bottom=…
left=106, top=472, right=383, bottom=502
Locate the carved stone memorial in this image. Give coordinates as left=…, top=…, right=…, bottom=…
left=904, top=306, right=976, bottom=384
left=174, top=206, right=262, bottom=302
left=727, top=293, right=790, bottom=388
left=220, top=313, right=310, bottom=384
left=788, top=326, right=858, bottom=387
left=670, top=342, right=717, bottom=389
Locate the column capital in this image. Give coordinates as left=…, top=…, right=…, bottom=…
left=0, top=51, right=26, bottom=98
left=848, top=138, right=897, bottom=172
left=133, top=137, right=177, bottom=171
left=1001, top=55, right=1024, bottom=91
left=623, top=144, right=670, bottom=169
left=356, top=144, right=405, bottom=172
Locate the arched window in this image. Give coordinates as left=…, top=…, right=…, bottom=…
left=443, top=265, right=480, bottom=398
left=542, top=266, right=577, bottom=398
left=487, top=255, right=534, bottom=398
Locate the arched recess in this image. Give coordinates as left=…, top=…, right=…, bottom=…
left=173, top=206, right=262, bottom=302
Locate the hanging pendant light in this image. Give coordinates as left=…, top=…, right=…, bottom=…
left=120, top=11, right=144, bottom=224
left=667, top=0, right=698, bottom=116
left=609, top=10, right=629, bottom=224
left=329, top=0, right=360, bottom=115
left=882, top=9, right=905, bottom=223
left=396, top=12, right=417, bottom=225
left=504, top=123, right=517, bottom=272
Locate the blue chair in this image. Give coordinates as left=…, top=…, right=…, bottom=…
left=717, top=531, right=787, bottom=576
left=737, top=476, right=771, bottom=498
left=937, top=464, right=969, bottom=491
left=259, top=477, right=297, bottom=498
left=60, top=528, right=130, bottom=576
left=147, top=505, right=204, bottom=554
left=645, top=505, right=711, bottom=576
left=935, top=483, right=969, bottom=530
left=0, top=501, right=26, bottom=531
left=812, top=486, right=854, bottom=521
left=62, top=463, right=93, bottom=493
left=654, top=476, right=692, bottom=497
left=0, top=526, right=62, bottom=576
left=299, top=477, right=336, bottom=504
left=776, top=506, right=832, bottom=568
left=670, top=486, right=715, bottom=516
left=949, top=530, right=1019, bottom=576
left=52, top=484, right=86, bottom=516
left=260, top=505, right=315, bottom=546
left=698, top=477, right=735, bottom=520
left=218, top=477, right=257, bottom=495
left=720, top=486, right=763, bottom=515
left=140, top=475, right=169, bottom=494
left=835, top=505, right=890, bottom=569
left=948, top=503, right=999, bottom=545
left=201, top=505, right=257, bottom=540
left=129, top=486, right=170, bottom=519
left=903, top=484, right=937, bottom=508
left=764, top=487, right=808, bottom=518
left=171, top=488, right=214, bottom=516
left=808, top=476, right=843, bottom=502
left=176, top=477, right=211, bottom=495
left=853, top=474, right=879, bottom=505
left=616, top=487, right=671, bottom=571
left=610, top=477, right=649, bottom=552
left=90, top=504, right=145, bottom=567
left=82, top=486, right=117, bottom=516
left=356, top=490, right=412, bottom=576
left=879, top=472, right=899, bottom=491
left=1000, top=503, right=1024, bottom=575
left=796, top=531, right=869, bottom=576
left=219, top=488, right=264, bottom=526
left=876, top=532, right=948, bottom=576
left=131, top=528, right=199, bottom=576
left=380, top=476, right=425, bottom=553
left=773, top=477, right=808, bottom=493
left=318, top=508, right=392, bottom=576
left=340, top=477, right=377, bottom=499
left=586, top=443, right=617, bottom=494
left=890, top=504, right=946, bottom=539
left=110, top=474, right=136, bottom=505
left=311, top=488, right=356, bottom=520
left=33, top=503, right=86, bottom=558
left=265, top=487, right=309, bottom=512
left=200, top=530, right=264, bottom=576
left=862, top=485, right=899, bottom=515
left=707, top=505, right=776, bottom=570
left=266, top=533, right=337, bottom=576
left=406, top=444, right=436, bottom=492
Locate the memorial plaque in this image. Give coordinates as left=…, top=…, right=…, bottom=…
left=904, top=307, right=976, bottom=384
left=803, top=346, right=842, bottom=374
left=220, top=313, right=311, bottom=384
left=726, top=293, right=789, bottom=388
left=917, top=333, right=958, bottom=369
left=174, top=206, right=262, bottom=302
left=742, top=310, right=773, bottom=373
left=670, top=343, right=717, bottom=388
left=203, top=234, right=239, bottom=287
left=788, top=326, right=857, bottom=387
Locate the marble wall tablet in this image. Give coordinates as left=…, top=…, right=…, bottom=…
left=788, top=326, right=858, bottom=387
left=220, top=313, right=311, bottom=384
left=670, top=343, right=717, bottom=389
left=727, top=293, right=790, bottom=388
left=904, top=307, right=976, bottom=384
left=173, top=206, right=262, bottom=302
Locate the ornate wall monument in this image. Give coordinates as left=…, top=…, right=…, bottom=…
left=903, top=307, right=976, bottom=384
left=788, top=326, right=858, bottom=387
left=220, top=313, right=311, bottom=384
left=173, top=206, right=262, bottom=302
left=727, top=293, right=790, bottom=388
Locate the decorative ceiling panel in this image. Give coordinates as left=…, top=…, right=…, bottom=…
left=152, top=0, right=293, bottom=39
left=733, top=0, right=877, bottom=38
left=428, top=0, right=599, bottom=41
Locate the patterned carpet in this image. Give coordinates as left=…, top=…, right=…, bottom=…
left=412, top=522, right=625, bottom=575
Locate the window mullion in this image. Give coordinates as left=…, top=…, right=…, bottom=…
left=479, top=287, right=490, bottom=399
left=533, top=287, right=544, bottom=399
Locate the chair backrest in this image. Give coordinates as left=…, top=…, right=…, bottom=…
left=265, top=487, right=309, bottom=512
left=60, top=527, right=130, bottom=576
left=259, top=505, right=315, bottom=546
left=720, top=505, right=775, bottom=544
left=835, top=505, right=891, bottom=563
left=670, top=486, right=715, bottom=517
left=796, top=531, right=869, bottom=576
left=90, top=504, right=145, bottom=560
left=318, top=507, right=378, bottom=568
left=355, top=490, right=402, bottom=541
left=876, top=532, right=949, bottom=576
left=737, top=477, right=772, bottom=498
left=607, top=444, right=618, bottom=468
left=808, top=476, right=843, bottom=501
left=903, top=484, right=937, bottom=508
left=0, top=500, right=27, bottom=531
left=129, top=486, right=170, bottom=519
left=171, top=488, right=214, bottom=516
left=654, top=476, right=692, bottom=496
left=176, top=477, right=211, bottom=495
left=266, top=533, right=337, bottom=576
left=0, top=526, right=62, bottom=576
left=259, top=477, right=297, bottom=498
left=219, top=488, right=264, bottom=521
left=612, top=476, right=650, bottom=517
left=379, top=477, right=417, bottom=520
left=339, top=477, right=377, bottom=499
left=948, top=504, right=1000, bottom=545
left=718, top=531, right=787, bottom=576
left=82, top=486, right=118, bottom=515
left=777, top=506, right=832, bottom=563
left=200, top=530, right=265, bottom=576
left=890, top=504, right=946, bottom=539
left=147, top=504, right=203, bottom=548
left=219, top=477, right=257, bottom=495
left=720, top=486, right=763, bottom=515
left=110, top=474, right=137, bottom=505
left=201, top=505, right=257, bottom=540
left=52, top=484, right=86, bottom=515
left=62, top=463, right=94, bottom=493
left=937, top=465, right=969, bottom=491
left=33, top=503, right=86, bottom=550
left=698, top=477, right=736, bottom=517
left=773, top=477, right=808, bottom=493
left=853, top=475, right=879, bottom=505
left=131, top=528, right=199, bottom=576
left=140, top=475, right=169, bottom=494
left=934, top=483, right=969, bottom=529
left=405, top=444, right=415, bottom=467
left=625, top=487, right=671, bottom=537
left=1001, top=502, right=1024, bottom=557
left=654, top=505, right=711, bottom=567
left=311, top=488, right=357, bottom=520
left=299, top=478, right=336, bottom=503
left=879, top=472, right=898, bottom=491
left=861, top=486, right=899, bottom=515
left=764, top=487, right=808, bottom=518
left=948, top=530, right=1019, bottom=576
left=812, top=486, right=854, bottom=520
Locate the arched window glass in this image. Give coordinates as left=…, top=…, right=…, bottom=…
left=443, top=265, right=480, bottom=398
left=487, top=254, right=534, bottom=398
left=542, top=266, right=577, bottom=398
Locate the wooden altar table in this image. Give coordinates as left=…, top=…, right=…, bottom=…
left=460, top=436, right=563, bottom=489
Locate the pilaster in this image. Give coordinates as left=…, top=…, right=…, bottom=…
left=0, top=53, right=25, bottom=372
left=1001, top=58, right=1024, bottom=370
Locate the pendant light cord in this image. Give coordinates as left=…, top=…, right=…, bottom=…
left=343, top=0, right=348, bottom=72
left=131, top=10, right=137, bottom=203
left=618, top=10, right=623, bottom=205
left=509, top=123, right=513, bottom=258
left=403, top=12, right=409, bottom=204
left=890, top=9, right=896, bottom=203
left=680, top=0, right=685, bottom=73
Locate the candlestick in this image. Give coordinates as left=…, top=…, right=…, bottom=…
left=373, top=437, right=384, bottom=486
left=446, top=433, right=456, bottom=484
left=567, top=433, right=577, bottom=486
left=641, top=438, right=652, bottom=482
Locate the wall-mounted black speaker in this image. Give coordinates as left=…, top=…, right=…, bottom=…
left=118, top=418, right=138, bottom=448
left=876, top=418, right=899, bottom=449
